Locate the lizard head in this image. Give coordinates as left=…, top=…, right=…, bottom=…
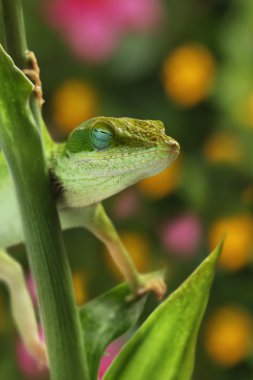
left=55, top=117, right=180, bottom=207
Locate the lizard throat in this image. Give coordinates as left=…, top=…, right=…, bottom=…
left=51, top=155, right=172, bottom=209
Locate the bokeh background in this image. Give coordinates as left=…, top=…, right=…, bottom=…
left=1, top=0, right=253, bottom=379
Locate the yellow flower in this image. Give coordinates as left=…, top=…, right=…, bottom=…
left=52, top=79, right=99, bottom=133
left=204, top=307, right=253, bottom=366
left=209, top=215, right=253, bottom=270
left=105, top=232, right=151, bottom=280
left=72, top=271, right=88, bottom=305
left=203, top=132, right=243, bottom=165
left=137, top=159, right=181, bottom=199
left=163, top=44, right=216, bottom=107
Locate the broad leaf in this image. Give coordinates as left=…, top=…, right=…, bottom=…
left=79, top=282, right=147, bottom=379
left=104, top=241, right=223, bottom=380
left=0, top=44, right=36, bottom=166
left=0, top=44, right=33, bottom=118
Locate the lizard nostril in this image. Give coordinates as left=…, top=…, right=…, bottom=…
left=168, top=140, right=180, bottom=153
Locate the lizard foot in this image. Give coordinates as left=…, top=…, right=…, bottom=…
left=127, top=274, right=167, bottom=302
left=28, top=339, right=48, bottom=369
left=23, top=51, right=44, bottom=107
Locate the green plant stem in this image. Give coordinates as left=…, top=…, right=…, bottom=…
left=0, top=108, right=89, bottom=380
left=1, top=0, right=43, bottom=130
left=0, top=1, right=6, bottom=48
left=1, top=0, right=28, bottom=68
left=0, top=117, right=90, bottom=380
left=0, top=1, right=90, bottom=379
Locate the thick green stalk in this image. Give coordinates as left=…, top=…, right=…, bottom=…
left=1, top=0, right=28, bottom=68
left=0, top=2, right=89, bottom=379
left=0, top=1, right=6, bottom=49
left=1, top=0, right=43, bottom=130
left=0, top=111, right=89, bottom=380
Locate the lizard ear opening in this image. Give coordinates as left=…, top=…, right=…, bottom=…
left=91, top=122, right=114, bottom=151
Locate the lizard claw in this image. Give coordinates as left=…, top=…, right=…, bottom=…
left=28, top=339, right=48, bottom=369
left=136, top=277, right=167, bottom=300
left=23, top=51, right=44, bottom=107
left=127, top=274, right=167, bottom=302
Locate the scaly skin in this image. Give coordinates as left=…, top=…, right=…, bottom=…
left=50, top=117, right=179, bottom=208
left=0, top=116, right=179, bottom=366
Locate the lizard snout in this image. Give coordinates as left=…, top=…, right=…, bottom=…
left=167, top=139, right=180, bottom=157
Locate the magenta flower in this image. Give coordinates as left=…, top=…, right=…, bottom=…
left=98, top=338, right=125, bottom=379
left=160, top=214, right=202, bottom=258
left=43, top=0, right=164, bottom=62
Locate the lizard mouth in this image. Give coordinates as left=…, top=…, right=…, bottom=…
left=69, top=144, right=180, bottom=180
left=167, top=138, right=180, bottom=157
left=84, top=153, right=175, bottom=178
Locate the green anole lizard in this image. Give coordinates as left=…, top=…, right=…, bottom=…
left=0, top=112, right=179, bottom=365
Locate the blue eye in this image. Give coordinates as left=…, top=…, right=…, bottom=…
left=91, top=127, right=114, bottom=150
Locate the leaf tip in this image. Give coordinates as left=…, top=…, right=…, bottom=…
left=209, top=236, right=225, bottom=266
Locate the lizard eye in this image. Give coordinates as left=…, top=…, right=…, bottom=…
left=91, top=125, right=114, bottom=150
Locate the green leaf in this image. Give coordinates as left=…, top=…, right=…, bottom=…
left=0, top=43, right=32, bottom=109
left=79, top=282, right=147, bottom=380
left=0, top=43, right=35, bottom=158
left=104, top=241, right=223, bottom=380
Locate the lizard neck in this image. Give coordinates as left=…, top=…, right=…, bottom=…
left=47, top=143, right=103, bottom=208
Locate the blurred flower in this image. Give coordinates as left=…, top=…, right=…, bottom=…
left=105, top=231, right=151, bottom=280
left=52, top=79, right=99, bottom=133
left=209, top=215, right=253, bottom=271
left=160, top=214, right=202, bottom=258
left=137, top=160, right=181, bottom=199
left=203, top=131, right=243, bottom=165
left=72, top=271, right=88, bottom=305
left=16, top=326, right=48, bottom=378
left=204, top=306, right=253, bottom=367
left=44, top=0, right=164, bottom=62
left=163, top=44, right=216, bottom=107
left=98, top=338, right=125, bottom=379
left=113, top=189, right=141, bottom=220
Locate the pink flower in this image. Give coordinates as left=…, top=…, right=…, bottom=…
left=160, top=214, right=202, bottom=258
left=111, top=0, right=163, bottom=31
left=43, top=0, right=164, bottom=62
left=98, top=338, right=124, bottom=379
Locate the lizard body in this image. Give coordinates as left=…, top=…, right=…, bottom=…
left=0, top=115, right=179, bottom=365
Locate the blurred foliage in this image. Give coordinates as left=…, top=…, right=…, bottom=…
left=1, top=0, right=253, bottom=379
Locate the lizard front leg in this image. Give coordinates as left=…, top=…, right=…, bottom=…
left=61, top=204, right=167, bottom=300
left=0, top=249, right=47, bottom=367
